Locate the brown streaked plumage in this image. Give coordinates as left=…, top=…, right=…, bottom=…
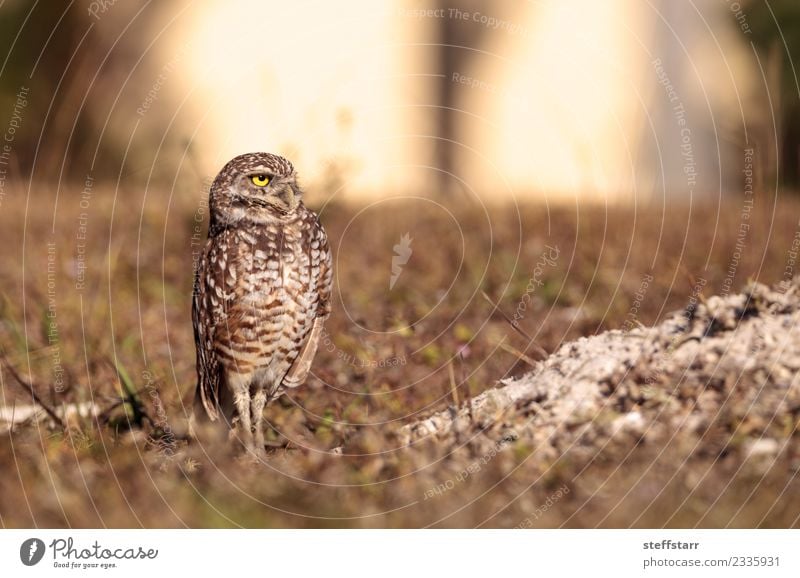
left=191, top=152, right=332, bottom=458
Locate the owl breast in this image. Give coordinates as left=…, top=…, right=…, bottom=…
left=202, top=209, right=325, bottom=393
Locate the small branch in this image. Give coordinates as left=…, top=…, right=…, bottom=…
left=447, top=361, right=459, bottom=407
left=1, top=354, right=65, bottom=430
left=497, top=339, right=539, bottom=369
left=481, top=290, right=548, bottom=359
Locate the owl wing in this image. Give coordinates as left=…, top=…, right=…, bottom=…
left=281, top=215, right=333, bottom=389
left=281, top=317, right=325, bottom=389
left=192, top=245, right=223, bottom=421
left=315, top=217, right=333, bottom=318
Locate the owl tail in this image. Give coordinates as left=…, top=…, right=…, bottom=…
left=189, top=382, right=235, bottom=442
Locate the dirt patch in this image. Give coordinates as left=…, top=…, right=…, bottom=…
left=401, top=279, right=800, bottom=474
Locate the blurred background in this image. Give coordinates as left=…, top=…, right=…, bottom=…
left=2, top=0, right=800, bottom=528
left=0, top=0, right=798, bottom=200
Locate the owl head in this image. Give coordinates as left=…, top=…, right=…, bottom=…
left=208, top=152, right=302, bottom=227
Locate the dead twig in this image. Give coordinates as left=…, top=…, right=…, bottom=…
left=497, top=339, right=539, bottom=369
left=480, top=290, right=548, bottom=359
left=1, top=353, right=65, bottom=430
left=447, top=361, right=459, bottom=407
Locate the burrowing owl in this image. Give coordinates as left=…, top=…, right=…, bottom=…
left=192, top=152, right=332, bottom=458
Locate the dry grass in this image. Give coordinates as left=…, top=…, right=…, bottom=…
left=1, top=184, right=799, bottom=528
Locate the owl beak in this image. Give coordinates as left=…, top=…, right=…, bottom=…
left=277, top=187, right=296, bottom=210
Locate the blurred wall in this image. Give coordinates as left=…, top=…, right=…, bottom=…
left=183, top=0, right=765, bottom=201
left=0, top=0, right=783, bottom=202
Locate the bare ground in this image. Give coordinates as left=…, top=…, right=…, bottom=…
left=2, top=192, right=800, bottom=527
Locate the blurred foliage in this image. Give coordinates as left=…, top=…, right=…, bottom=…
left=744, top=0, right=800, bottom=187
left=746, top=1, right=800, bottom=82
left=0, top=0, right=176, bottom=183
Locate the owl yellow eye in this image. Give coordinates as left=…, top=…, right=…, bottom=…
left=251, top=174, right=270, bottom=187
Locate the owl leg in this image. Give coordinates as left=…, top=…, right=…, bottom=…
left=250, top=388, right=268, bottom=459
left=228, top=372, right=255, bottom=455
